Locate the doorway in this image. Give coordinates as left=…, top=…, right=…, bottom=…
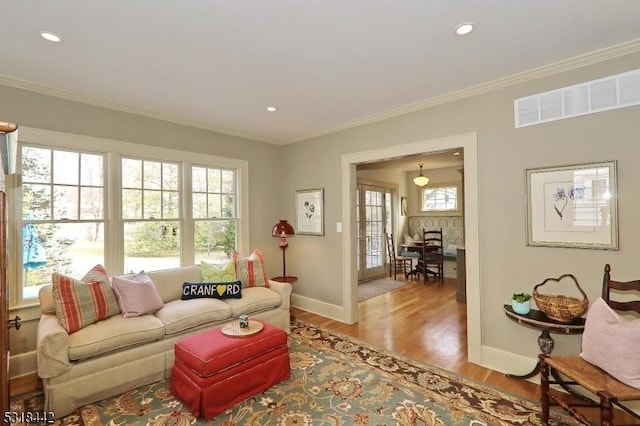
left=340, top=132, right=481, bottom=364
left=356, top=183, right=393, bottom=281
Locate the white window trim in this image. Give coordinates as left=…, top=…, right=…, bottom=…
left=419, top=181, right=462, bottom=214
left=8, top=126, right=249, bottom=308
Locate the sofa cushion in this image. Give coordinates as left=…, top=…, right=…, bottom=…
left=155, top=299, right=233, bottom=335
left=233, top=249, right=269, bottom=288
left=201, top=260, right=236, bottom=282
left=68, top=314, right=165, bottom=361
left=181, top=281, right=242, bottom=300
left=112, top=272, right=165, bottom=318
left=224, top=287, right=282, bottom=317
left=52, top=264, right=121, bottom=334
left=147, top=265, right=202, bottom=303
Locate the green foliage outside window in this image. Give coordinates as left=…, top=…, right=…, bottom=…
left=22, top=147, right=75, bottom=287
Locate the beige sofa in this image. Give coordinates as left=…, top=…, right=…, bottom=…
left=36, top=265, right=292, bottom=418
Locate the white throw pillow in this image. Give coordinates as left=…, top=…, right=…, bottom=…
left=112, top=271, right=165, bottom=318
left=580, top=297, right=640, bottom=389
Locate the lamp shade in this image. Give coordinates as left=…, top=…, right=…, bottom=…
left=413, top=175, right=429, bottom=186
left=272, top=219, right=295, bottom=237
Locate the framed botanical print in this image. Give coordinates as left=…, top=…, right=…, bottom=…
left=295, top=188, right=324, bottom=236
left=525, top=160, right=618, bottom=249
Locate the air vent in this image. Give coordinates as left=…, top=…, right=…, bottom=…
left=515, top=68, right=640, bottom=128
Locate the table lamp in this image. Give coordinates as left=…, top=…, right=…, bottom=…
left=271, top=219, right=297, bottom=282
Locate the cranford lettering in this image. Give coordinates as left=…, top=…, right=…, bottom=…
left=182, top=283, right=241, bottom=297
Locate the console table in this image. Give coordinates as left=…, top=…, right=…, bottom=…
left=503, top=304, right=585, bottom=379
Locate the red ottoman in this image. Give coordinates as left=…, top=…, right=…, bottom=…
left=170, top=321, right=290, bottom=420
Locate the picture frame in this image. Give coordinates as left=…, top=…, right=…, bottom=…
left=525, top=160, right=618, bottom=250
left=295, top=188, right=324, bottom=236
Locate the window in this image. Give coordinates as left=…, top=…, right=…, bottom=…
left=192, top=165, right=237, bottom=264
left=20, top=146, right=106, bottom=300
left=421, top=185, right=459, bottom=212
left=10, top=127, right=249, bottom=307
left=122, top=157, right=181, bottom=273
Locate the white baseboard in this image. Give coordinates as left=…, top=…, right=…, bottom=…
left=10, top=350, right=37, bottom=379
left=291, top=294, right=344, bottom=322
left=481, top=344, right=540, bottom=384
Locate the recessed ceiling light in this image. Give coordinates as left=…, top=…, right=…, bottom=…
left=453, top=151, right=461, bottom=156
left=40, top=32, right=61, bottom=43
left=266, top=106, right=278, bottom=112
left=454, top=22, right=474, bottom=36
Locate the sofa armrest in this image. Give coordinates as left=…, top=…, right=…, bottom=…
left=267, top=280, right=292, bottom=309
left=37, top=314, right=72, bottom=378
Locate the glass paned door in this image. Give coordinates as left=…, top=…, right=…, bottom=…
left=356, top=184, right=389, bottom=281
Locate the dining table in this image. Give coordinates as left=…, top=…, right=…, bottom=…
left=400, top=241, right=440, bottom=280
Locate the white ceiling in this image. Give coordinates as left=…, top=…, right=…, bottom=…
left=357, top=149, right=463, bottom=172
left=1, top=1, right=640, bottom=145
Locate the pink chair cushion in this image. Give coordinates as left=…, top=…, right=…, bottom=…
left=580, top=297, right=640, bottom=389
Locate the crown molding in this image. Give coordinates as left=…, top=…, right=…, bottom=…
left=286, top=38, right=640, bottom=144
left=0, top=74, right=278, bottom=145
left=2, top=39, right=639, bottom=146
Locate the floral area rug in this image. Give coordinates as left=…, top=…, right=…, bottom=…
left=11, top=320, right=578, bottom=425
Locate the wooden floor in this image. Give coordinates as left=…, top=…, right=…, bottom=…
left=294, top=276, right=542, bottom=400
left=292, top=275, right=633, bottom=424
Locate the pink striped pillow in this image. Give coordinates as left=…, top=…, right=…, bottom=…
left=52, top=264, right=121, bottom=334
left=232, top=249, right=269, bottom=288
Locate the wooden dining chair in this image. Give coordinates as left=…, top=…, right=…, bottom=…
left=539, top=263, right=640, bottom=426
left=416, top=228, right=444, bottom=284
left=384, top=233, right=413, bottom=279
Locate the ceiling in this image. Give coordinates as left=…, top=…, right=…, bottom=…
left=1, top=1, right=640, bottom=145
left=357, top=149, right=463, bottom=172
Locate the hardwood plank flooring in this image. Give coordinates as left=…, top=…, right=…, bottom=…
left=294, top=277, right=541, bottom=399
left=293, top=275, right=632, bottom=424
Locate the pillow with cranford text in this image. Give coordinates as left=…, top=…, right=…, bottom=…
left=232, top=249, right=269, bottom=288
left=181, top=281, right=243, bottom=300
left=111, top=271, right=165, bottom=318
left=52, top=264, right=121, bottom=334
left=580, top=297, right=640, bottom=389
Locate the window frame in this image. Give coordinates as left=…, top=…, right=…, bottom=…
left=8, top=127, right=249, bottom=308
left=420, top=182, right=462, bottom=214
left=18, top=144, right=108, bottom=301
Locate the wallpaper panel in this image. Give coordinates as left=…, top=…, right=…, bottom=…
left=407, top=216, right=464, bottom=256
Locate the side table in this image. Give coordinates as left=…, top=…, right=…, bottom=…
left=503, top=304, right=585, bottom=379
left=271, top=276, right=297, bottom=321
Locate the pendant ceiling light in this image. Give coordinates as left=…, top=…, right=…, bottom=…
left=413, top=163, right=429, bottom=187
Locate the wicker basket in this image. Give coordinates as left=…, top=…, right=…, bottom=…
left=532, top=274, right=589, bottom=323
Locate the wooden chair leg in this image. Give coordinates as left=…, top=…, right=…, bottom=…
left=540, top=355, right=551, bottom=426
left=597, top=391, right=615, bottom=426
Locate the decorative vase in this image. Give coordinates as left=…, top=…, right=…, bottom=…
left=511, top=299, right=531, bottom=315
